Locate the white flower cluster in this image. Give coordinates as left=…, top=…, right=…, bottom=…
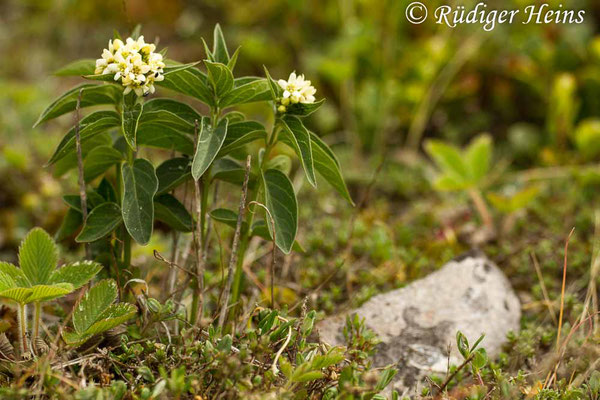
left=95, top=36, right=165, bottom=97
left=276, top=72, right=317, bottom=113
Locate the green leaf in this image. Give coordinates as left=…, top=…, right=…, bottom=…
left=73, top=279, right=118, bottom=335
left=156, top=157, right=191, bottom=194
left=262, top=169, right=298, bottom=254
left=142, top=98, right=201, bottom=124
left=27, top=283, right=74, bottom=303
left=281, top=116, right=316, bottom=187
left=220, top=79, right=271, bottom=108
left=154, top=194, right=193, bottom=232
left=285, top=98, right=325, bottom=117
left=204, top=61, right=234, bottom=99
left=310, top=133, right=354, bottom=205
left=136, top=104, right=196, bottom=154
left=209, top=208, right=248, bottom=232
left=0, top=270, right=17, bottom=292
left=156, top=67, right=214, bottom=106
left=54, top=59, right=96, bottom=76
left=465, top=134, right=492, bottom=183
left=227, top=46, right=240, bottom=71
left=63, top=191, right=106, bottom=213
left=76, top=202, right=122, bottom=243
left=218, top=121, right=267, bottom=157
left=0, top=262, right=29, bottom=287
left=0, top=287, right=32, bottom=304
left=250, top=221, right=304, bottom=253
left=212, top=24, right=230, bottom=64
left=97, top=178, right=117, bottom=203
left=55, top=208, right=83, bottom=242
left=19, top=228, right=58, bottom=285
left=263, top=66, right=282, bottom=100
left=122, top=159, right=159, bottom=245
left=50, top=261, right=103, bottom=289
left=137, top=121, right=195, bottom=155
left=456, top=331, right=470, bottom=359
left=47, top=111, right=120, bottom=165
left=211, top=158, right=257, bottom=186
left=53, top=132, right=113, bottom=177
left=425, top=140, right=470, bottom=183
left=121, top=92, right=143, bottom=150
left=191, top=118, right=228, bottom=180
left=162, top=61, right=201, bottom=76
left=34, top=84, right=122, bottom=127
left=292, top=371, right=324, bottom=383
left=85, top=303, right=137, bottom=336
left=83, top=145, right=123, bottom=181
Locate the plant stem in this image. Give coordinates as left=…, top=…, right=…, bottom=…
left=17, top=304, right=27, bottom=356
left=436, top=353, right=475, bottom=395
left=74, top=88, right=90, bottom=259
left=468, top=188, right=494, bottom=231
left=33, top=302, right=41, bottom=345
left=192, top=119, right=205, bottom=327
left=219, top=155, right=251, bottom=329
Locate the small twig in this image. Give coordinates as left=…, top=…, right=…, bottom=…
left=531, top=251, right=557, bottom=325
left=192, top=119, right=205, bottom=327
left=557, top=227, right=575, bottom=352
left=436, top=353, right=475, bottom=395
left=74, top=88, right=90, bottom=259
left=218, top=155, right=251, bottom=329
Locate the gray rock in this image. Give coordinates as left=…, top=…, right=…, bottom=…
left=316, top=251, right=520, bottom=396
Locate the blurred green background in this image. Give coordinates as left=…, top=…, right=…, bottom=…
left=2, top=0, right=600, bottom=256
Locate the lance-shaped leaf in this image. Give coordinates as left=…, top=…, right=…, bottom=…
left=47, top=111, right=120, bottom=165
left=65, top=279, right=136, bottom=346
left=76, top=202, right=123, bottom=243
left=205, top=61, right=234, bottom=99
left=34, top=84, right=122, bottom=127
left=121, top=159, right=159, bottom=245
left=19, top=228, right=58, bottom=285
left=156, top=157, right=191, bottom=194
left=54, top=59, right=96, bottom=76
left=280, top=116, right=316, bottom=187
left=209, top=208, right=248, bottom=232
left=263, top=67, right=282, bottom=100
left=220, top=79, right=271, bottom=108
left=121, top=92, right=143, bottom=150
left=154, top=194, right=193, bottom=232
left=285, top=98, right=325, bottom=117
left=156, top=66, right=214, bottom=106
left=218, top=121, right=267, bottom=157
left=191, top=118, right=228, bottom=180
left=142, top=98, right=202, bottom=125
left=262, top=169, right=298, bottom=254
left=83, top=145, right=123, bottom=181
left=50, top=261, right=103, bottom=289
left=212, top=24, right=230, bottom=64
left=137, top=106, right=195, bottom=154
left=310, top=133, right=354, bottom=205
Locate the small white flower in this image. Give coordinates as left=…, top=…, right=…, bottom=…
left=276, top=72, right=317, bottom=112
left=95, top=35, right=165, bottom=97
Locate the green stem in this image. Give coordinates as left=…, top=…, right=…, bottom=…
left=33, top=302, right=41, bottom=345
left=18, top=304, right=27, bottom=356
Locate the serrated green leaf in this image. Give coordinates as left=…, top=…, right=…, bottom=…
left=34, top=84, right=121, bottom=127
left=73, top=279, right=118, bottom=335
left=310, top=133, right=354, bottom=205
left=19, top=228, right=58, bottom=285
left=156, top=157, right=191, bottom=194
left=220, top=79, right=271, bottom=108
left=54, top=59, right=96, bottom=76
left=204, top=61, right=234, bottom=99
left=85, top=303, right=137, bottom=336
left=50, top=261, right=103, bottom=289
left=281, top=116, right=316, bottom=187
left=0, top=287, right=32, bottom=304
left=262, top=169, right=298, bottom=254
left=191, top=118, right=228, bottom=180
left=0, top=270, right=18, bottom=292
left=121, top=92, right=143, bottom=149
left=0, top=262, right=30, bottom=287
left=121, top=159, right=159, bottom=245
left=217, top=120, right=267, bottom=158
left=47, top=111, right=120, bottom=165
left=27, top=283, right=74, bottom=303
left=154, top=194, right=193, bottom=232
left=83, top=145, right=123, bottom=181
left=76, top=202, right=122, bottom=242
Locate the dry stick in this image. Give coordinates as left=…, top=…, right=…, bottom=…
left=436, top=352, right=476, bottom=395
left=579, top=210, right=600, bottom=332
left=192, top=119, right=205, bottom=327
left=531, top=251, right=557, bottom=325
left=74, top=89, right=90, bottom=259
left=218, top=155, right=251, bottom=329
left=556, top=227, right=575, bottom=353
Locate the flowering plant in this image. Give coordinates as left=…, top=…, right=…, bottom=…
left=34, top=25, right=352, bottom=327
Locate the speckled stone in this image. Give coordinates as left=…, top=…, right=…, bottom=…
left=316, top=251, right=521, bottom=397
